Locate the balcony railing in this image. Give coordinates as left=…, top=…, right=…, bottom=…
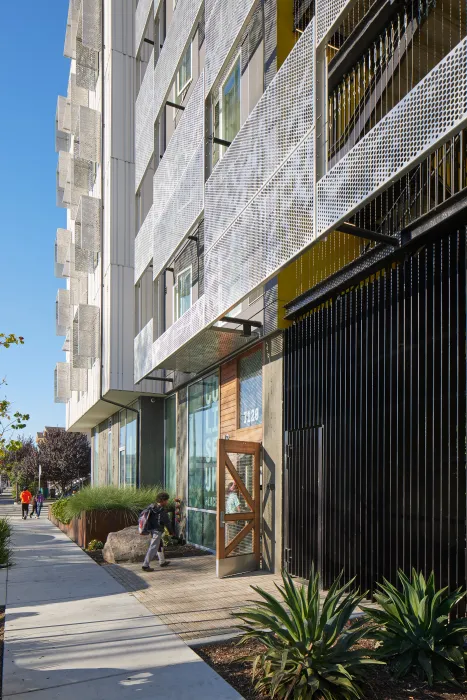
left=205, top=0, right=256, bottom=95
left=317, top=36, right=467, bottom=236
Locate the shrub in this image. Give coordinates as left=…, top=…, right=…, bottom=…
left=0, top=518, right=12, bottom=567
left=87, top=539, right=104, bottom=551
left=63, top=485, right=168, bottom=521
left=362, top=569, right=467, bottom=687
left=50, top=498, right=71, bottom=524
left=236, top=565, right=382, bottom=699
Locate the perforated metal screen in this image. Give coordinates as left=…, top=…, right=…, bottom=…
left=76, top=195, right=100, bottom=252
left=205, top=21, right=315, bottom=252
left=135, top=48, right=154, bottom=191
left=316, top=0, right=353, bottom=46
left=135, top=207, right=154, bottom=283
left=205, top=0, right=257, bottom=95
left=55, top=363, right=71, bottom=403
left=77, top=106, right=101, bottom=163
left=56, top=289, right=71, bottom=337
left=317, top=37, right=467, bottom=236
left=136, top=0, right=152, bottom=54
left=134, top=319, right=154, bottom=382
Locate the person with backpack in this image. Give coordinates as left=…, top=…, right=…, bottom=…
left=139, top=492, right=174, bottom=572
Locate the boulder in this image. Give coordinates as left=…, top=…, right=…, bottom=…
left=103, top=526, right=149, bottom=564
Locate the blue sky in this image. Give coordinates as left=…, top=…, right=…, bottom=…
left=0, top=0, right=69, bottom=438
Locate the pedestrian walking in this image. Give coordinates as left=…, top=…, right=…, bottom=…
left=141, top=492, right=174, bottom=572
left=20, top=487, right=32, bottom=519
left=30, top=495, right=38, bottom=519
left=36, top=491, right=44, bottom=518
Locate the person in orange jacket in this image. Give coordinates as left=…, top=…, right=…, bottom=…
left=20, top=487, right=32, bottom=519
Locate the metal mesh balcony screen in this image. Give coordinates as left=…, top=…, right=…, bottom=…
left=135, top=48, right=155, bottom=191
left=152, top=143, right=204, bottom=281
left=76, top=195, right=101, bottom=252
left=56, top=289, right=71, bottom=337
left=205, top=0, right=257, bottom=95
left=134, top=319, right=154, bottom=382
left=317, top=37, right=467, bottom=236
left=80, top=0, right=102, bottom=52
left=55, top=228, right=72, bottom=278
left=56, top=97, right=71, bottom=152
left=70, top=275, right=88, bottom=306
left=76, top=304, right=100, bottom=358
left=70, top=73, right=89, bottom=135
left=76, top=39, right=98, bottom=90
left=316, top=0, right=352, bottom=46
left=136, top=0, right=152, bottom=53
left=152, top=0, right=203, bottom=124
left=70, top=363, right=89, bottom=391
left=205, top=20, right=315, bottom=252
left=62, top=332, right=71, bottom=353
left=135, top=207, right=154, bottom=283
left=77, top=106, right=101, bottom=163
left=71, top=242, right=94, bottom=274
left=55, top=363, right=71, bottom=403
left=58, top=152, right=71, bottom=190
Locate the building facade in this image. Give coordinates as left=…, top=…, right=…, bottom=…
left=55, top=0, right=467, bottom=588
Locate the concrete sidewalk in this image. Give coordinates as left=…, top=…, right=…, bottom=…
left=2, top=498, right=241, bottom=699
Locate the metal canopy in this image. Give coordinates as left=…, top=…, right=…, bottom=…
left=155, top=326, right=261, bottom=374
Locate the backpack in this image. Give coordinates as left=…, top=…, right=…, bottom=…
left=138, top=506, right=153, bottom=535
left=138, top=505, right=162, bottom=535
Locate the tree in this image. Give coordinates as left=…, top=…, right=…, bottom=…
left=0, top=333, right=29, bottom=457
left=1, top=436, right=39, bottom=489
left=38, top=430, right=91, bottom=494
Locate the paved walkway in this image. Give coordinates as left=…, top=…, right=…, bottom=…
left=1, top=494, right=241, bottom=699
left=107, top=557, right=284, bottom=641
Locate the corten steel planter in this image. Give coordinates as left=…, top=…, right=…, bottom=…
left=49, top=509, right=138, bottom=548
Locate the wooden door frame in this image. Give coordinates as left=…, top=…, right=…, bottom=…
left=217, top=439, right=261, bottom=574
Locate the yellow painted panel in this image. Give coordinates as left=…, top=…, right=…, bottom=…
left=277, top=231, right=371, bottom=328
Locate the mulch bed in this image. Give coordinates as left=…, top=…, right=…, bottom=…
left=196, top=639, right=467, bottom=700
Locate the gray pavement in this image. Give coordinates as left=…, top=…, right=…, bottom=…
left=1, top=492, right=241, bottom=699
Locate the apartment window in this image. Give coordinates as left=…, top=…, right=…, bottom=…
left=174, top=266, right=192, bottom=320
left=239, top=349, right=262, bottom=428
left=165, top=396, right=177, bottom=495
left=222, top=58, right=241, bottom=145
left=177, top=45, right=192, bottom=96
left=119, top=409, right=138, bottom=487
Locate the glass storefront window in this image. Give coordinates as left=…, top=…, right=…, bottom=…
left=187, top=374, right=219, bottom=549
left=165, top=396, right=177, bottom=496
left=119, top=411, right=126, bottom=486
left=239, top=349, right=262, bottom=428
left=92, top=428, right=99, bottom=485
left=126, top=412, right=137, bottom=487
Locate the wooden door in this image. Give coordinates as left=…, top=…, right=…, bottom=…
left=216, top=438, right=261, bottom=577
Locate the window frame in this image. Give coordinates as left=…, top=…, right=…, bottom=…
left=220, top=54, right=241, bottom=157
left=173, top=265, right=192, bottom=321
left=176, top=42, right=193, bottom=97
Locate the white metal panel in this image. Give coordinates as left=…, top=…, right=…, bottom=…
left=135, top=0, right=152, bottom=54
left=81, top=0, right=102, bottom=52
left=205, top=20, right=315, bottom=252
left=77, top=304, right=100, bottom=358
left=134, top=319, right=154, bottom=382
left=135, top=206, right=154, bottom=283
left=76, top=39, right=99, bottom=90
left=152, top=0, right=203, bottom=122
left=317, top=36, right=467, bottom=235
left=205, top=0, right=256, bottom=95
left=316, top=0, right=353, bottom=47
left=135, top=48, right=154, bottom=191
left=55, top=228, right=72, bottom=278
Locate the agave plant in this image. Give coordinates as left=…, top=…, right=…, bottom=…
left=362, top=569, right=467, bottom=687
left=236, top=565, right=382, bottom=699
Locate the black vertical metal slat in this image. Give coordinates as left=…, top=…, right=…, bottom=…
left=284, top=230, right=467, bottom=595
